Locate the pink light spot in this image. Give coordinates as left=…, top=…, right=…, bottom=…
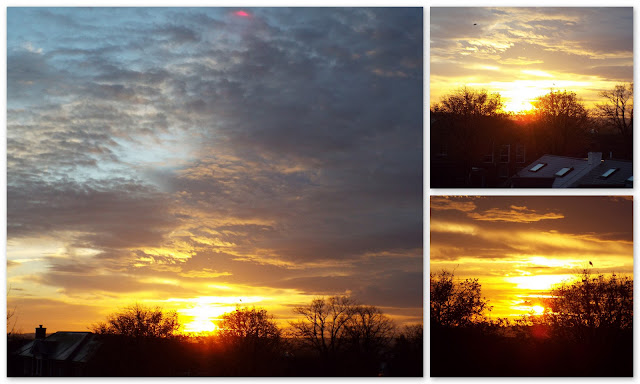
left=235, top=11, right=250, bottom=17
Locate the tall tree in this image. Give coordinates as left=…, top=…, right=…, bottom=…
left=344, top=305, right=396, bottom=354
left=595, top=83, right=633, bottom=137
left=90, top=303, right=180, bottom=338
left=531, top=90, right=590, bottom=155
left=217, top=306, right=281, bottom=354
left=290, top=296, right=356, bottom=357
left=430, top=87, right=507, bottom=186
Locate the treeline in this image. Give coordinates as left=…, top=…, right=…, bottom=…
left=430, top=269, right=633, bottom=376
left=9, top=296, right=422, bottom=377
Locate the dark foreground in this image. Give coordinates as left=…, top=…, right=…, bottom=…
left=431, top=326, right=633, bottom=377
left=8, top=334, right=422, bottom=377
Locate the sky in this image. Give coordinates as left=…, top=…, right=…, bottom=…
left=6, top=7, right=423, bottom=334
left=430, top=7, right=633, bottom=112
left=430, top=196, right=633, bottom=319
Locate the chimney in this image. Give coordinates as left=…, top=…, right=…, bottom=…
left=588, top=152, right=602, bottom=165
left=35, top=325, right=46, bottom=339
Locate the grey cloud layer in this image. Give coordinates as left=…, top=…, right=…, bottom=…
left=8, top=8, right=423, bottom=311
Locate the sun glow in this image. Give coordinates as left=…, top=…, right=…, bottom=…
left=505, top=274, right=572, bottom=291
left=531, top=305, right=545, bottom=315
left=170, top=295, right=273, bottom=333
left=501, top=87, right=545, bottom=113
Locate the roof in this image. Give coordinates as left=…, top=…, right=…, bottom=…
left=510, top=154, right=601, bottom=188
left=16, top=332, right=102, bottom=363
left=574, top=159, right=633, bottom=188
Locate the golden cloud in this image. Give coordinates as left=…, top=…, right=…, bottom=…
left=468, top=207, right=564, bottom=223
left=430, top=196, right=477, bottom=212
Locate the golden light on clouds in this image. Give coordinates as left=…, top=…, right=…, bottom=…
left=430, top=196, right=633, bottom=319
left=430, top=8, right=633, bottom=110
left=505, top=274, right=574, bottom=291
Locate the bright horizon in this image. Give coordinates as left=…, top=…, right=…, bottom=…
left=6, top=8, right=423, bottom=335
left=430, top=7, right=633, bottom=113
left=430, top=196, right=633, bottom=320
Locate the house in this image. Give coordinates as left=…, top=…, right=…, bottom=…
left=572, top=159, right=633, bottom=188
left=10, top=325, right=199, bottom=376
left=13, top=326, right=103, bottom=376
left=506, top=152, right=625, bottom=188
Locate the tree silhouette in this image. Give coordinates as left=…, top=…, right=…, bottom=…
left=344, top=305, right=396, bottom=355
left=431, top=86, right=504, bottom=117
left=290, top=296, right=356, bottom=358
left=543, top=270, right=633, bottom=341
left=531, top=90, right=590, bottom=155
left=7, top=285, right=18, bottom=336
left=217, top=306, right=281, bottom=354
left=90, top=303, right=180, bottom=338
left=430, top=270, right=491, bottom=327
left=430, top=86, right=509, bottom=186
left=595, top=83, right=633, bottom=137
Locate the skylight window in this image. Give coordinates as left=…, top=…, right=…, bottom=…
left=601, top=168, right=618, bottom=178
left=529, top=163, right=546, bottom=172
left=555, top=167, right=573, bottom=177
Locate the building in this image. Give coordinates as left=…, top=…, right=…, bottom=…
left=13, top=326, right=103, bottom=376
left=506, top=152, right=632, bottom=188
left=572, top=159, right=633, bottom=188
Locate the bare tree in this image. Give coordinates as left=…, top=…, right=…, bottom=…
left=7, top=285, right=18, bottom=336
left=531, top=90, right=590, bottom=155
left=344, top=305, right=396, bottom=354
left=595, top=83, right=633, bottom=137
left=90, top=303, right=180, bottom=338
left=290, top=296, right=356, bottom=357
left=431, top=86, right=504, bottom=117
left=430, top=87, right=507, bottom=185
left=217, top=306, right=281, bottom=353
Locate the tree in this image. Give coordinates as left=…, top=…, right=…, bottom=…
left=543, top=270, right=633, bottom=341
left=217, top=306, right=281, bottom=353
left=90, top=303, right=180, bottom=338
left=430, top=270, right=491, bottom=327
left=290, top=295, right=356, bottom=357
left=7, top=285, right=18, bottom=336
left=344, top=305, right=396, bottom=354
left=531, top=90, right=590, bottom=155
left=430, top=87, right=508, bottom=186
left=431, top=86, right=504, bottom=117
left=595, top=83, right=633, bottom=137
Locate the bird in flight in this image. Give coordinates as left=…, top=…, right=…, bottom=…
left=589, top=261, right=593, bottom=266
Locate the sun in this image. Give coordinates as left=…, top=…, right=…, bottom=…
left=498, top=84, right=547, bottom=113
left=178, top=302, right=235, bottom=334
left=531, top=305, right=545, bottom=315
left=503, top=94, right=536, bottom=113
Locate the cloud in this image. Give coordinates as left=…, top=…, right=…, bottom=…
left=7, top=8, right=424, bottom=330
left=468, top=207, right=564, bottom=223
left=430, top=196, right=478, bottom=212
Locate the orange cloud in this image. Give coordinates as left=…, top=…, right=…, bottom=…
left=468, top=207, right=564, bottom=223
left=430, top=196, right=477, bottom=212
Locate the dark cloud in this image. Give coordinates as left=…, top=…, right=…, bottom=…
left=7, top=8, right=423, bottom=329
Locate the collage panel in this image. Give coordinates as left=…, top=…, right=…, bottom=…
left=429, top=196, right=633, bottom=377
left=430, top=7, right=633, bottom=188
